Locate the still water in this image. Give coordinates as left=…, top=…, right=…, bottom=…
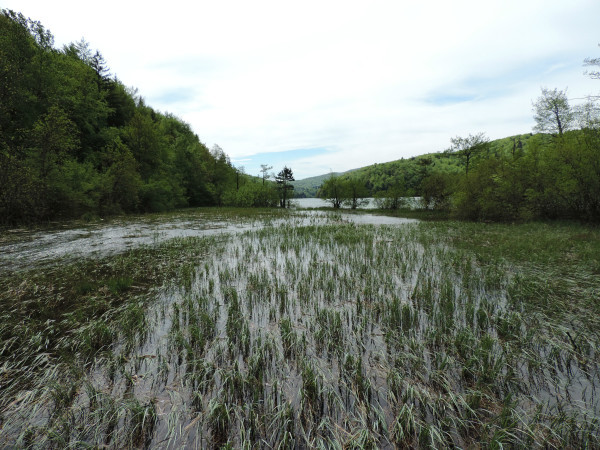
left=0, top=209, right=417, bottom=271
left=293, top=197, right=421, bottom=209
left=293, top=197, right=377, bottom=208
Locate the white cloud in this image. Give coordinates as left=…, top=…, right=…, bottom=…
left=4, top=0, right=600, bottom=179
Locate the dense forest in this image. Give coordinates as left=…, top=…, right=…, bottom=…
left=2, top=9, right=598, bottom=224
left=0, top=10, right=287, bottom=225
left=314, top=136, right=528, bottom=198
left=319, top=91, right=600, bottom=221
left=335, top=134, right=535, bottom=194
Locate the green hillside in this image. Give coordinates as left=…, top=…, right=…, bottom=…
left=295, top=133, right=535, bottom=197
left=314, top=129, right=600, bottom=222
left=292, top=171, right=347, bottom=198
left=0, top=9, right=278, bottom=224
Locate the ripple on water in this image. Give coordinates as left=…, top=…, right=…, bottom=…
left=0, top=210, right=418, bottom=271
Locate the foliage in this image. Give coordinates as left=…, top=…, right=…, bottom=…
left=332, top=150, right=470, bottom=197
left=420, top=172, right=453, bottom=210
left=308, top=96, right=597, bottom=222
left=259, top=164, right=272, bottom=185
left=318, top=174, right=369, bottom=209
left=343, top=178, right=370, bottom=209
left=449, top=127, right=600, bottom=221
left=373, top=182, right=407, bottom=210
left=291, top=171, right=348, bottom=198
left=532, top=87, right=574, bottom=136
left=275, top=166, right=295, bottom=208
left=3, top=8, right=598, bottom=225
left=0, top=9, right=241, bottom=224
left=347, top=121, right=599, bottom=222
left=318, top=174, right=345, bottom=208
left=223, top=180, right=279, bottom=207
left=450, top=132, right=490, bottom=175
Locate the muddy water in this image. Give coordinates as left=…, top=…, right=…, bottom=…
left=0, top=210, right=417, bottom=271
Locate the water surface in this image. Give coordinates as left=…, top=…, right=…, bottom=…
left=294, top=197, right=422, bottom=209
left=0, top=209, right=417, bottom=271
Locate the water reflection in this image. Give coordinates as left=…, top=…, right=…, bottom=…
left=0, top=210, right=417, bottom=271
left=293, top=197, right=421, bottom=209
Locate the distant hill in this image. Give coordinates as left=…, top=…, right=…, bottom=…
left=292, top=133, right=535, bottom=197
left=292, top=170, right=352, bottom=198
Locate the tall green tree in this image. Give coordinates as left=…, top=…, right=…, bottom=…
left=450, top=132, right=489, bottom=175
left=421, top=172, right=453, bottom=211
left=27, top=106, right=80, bottom=218
left=210, top=144, right=235, bottom=206
left=260, top=164, right=272, bottom=185
left=318, top=173, right=345, bottom=208
left=223, top=180, right=278, bottom=207
left=0, top=151, right=36, bottom=223
left=374, top=176, right=406, bottom=210
left=276, top=166, right=295, bottom=208
left=100, top=137, right=141, bottom=213
left=344, top=178, right=369, bottom=209
left=123, top=109, right=164, bottom=181
left=105, top=78, right=136, bottom=127
left=29, top=105, right=78, bottom=179
left=532, top=87, right=573, bottom=136
left=162, top=115, right=213, bottom=206
left=0, top=10, right=44, bottom=147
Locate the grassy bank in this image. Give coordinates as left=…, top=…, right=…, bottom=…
left=1, top=212, right=599, bottom=448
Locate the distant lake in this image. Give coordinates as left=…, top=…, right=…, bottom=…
left=293, top=198, right=376, bottom=209
left=293, top=197, right=421, bottom=209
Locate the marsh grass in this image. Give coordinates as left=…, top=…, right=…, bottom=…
left=1, top=211, right=599, bottom=448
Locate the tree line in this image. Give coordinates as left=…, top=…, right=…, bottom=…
left=319, top=80, right=600, bottom=222
left=0, top=10, right=299, bottom=225
left=421, top=85, right=599, bottom=221
left=3, top=8, right=597, bottom=223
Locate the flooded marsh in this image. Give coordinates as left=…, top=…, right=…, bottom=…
left=0, top=208, right=414, bottom=272
left=1, top=210, right=599, bottom=448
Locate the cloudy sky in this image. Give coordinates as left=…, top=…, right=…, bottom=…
left=4, top=1, right=599, bottom=179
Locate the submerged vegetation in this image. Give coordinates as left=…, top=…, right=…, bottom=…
left=1, top=209, right=599, bottom=448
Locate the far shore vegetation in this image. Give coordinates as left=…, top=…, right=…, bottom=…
left=2, top=9, right=600, bottom=226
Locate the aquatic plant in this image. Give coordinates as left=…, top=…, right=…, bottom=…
left=1, top=210, right=599, bottom=447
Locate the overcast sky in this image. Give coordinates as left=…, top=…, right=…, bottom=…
left=4, top=1, right=599, bottom=179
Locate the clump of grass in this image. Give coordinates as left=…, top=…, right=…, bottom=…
left=106, top=276, right=133, bottom=294
left=128, top=397, right=158, bottom=447
left=208, top=397, right=232, bottom=446
left=74, top=279, right=97, bottom=295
